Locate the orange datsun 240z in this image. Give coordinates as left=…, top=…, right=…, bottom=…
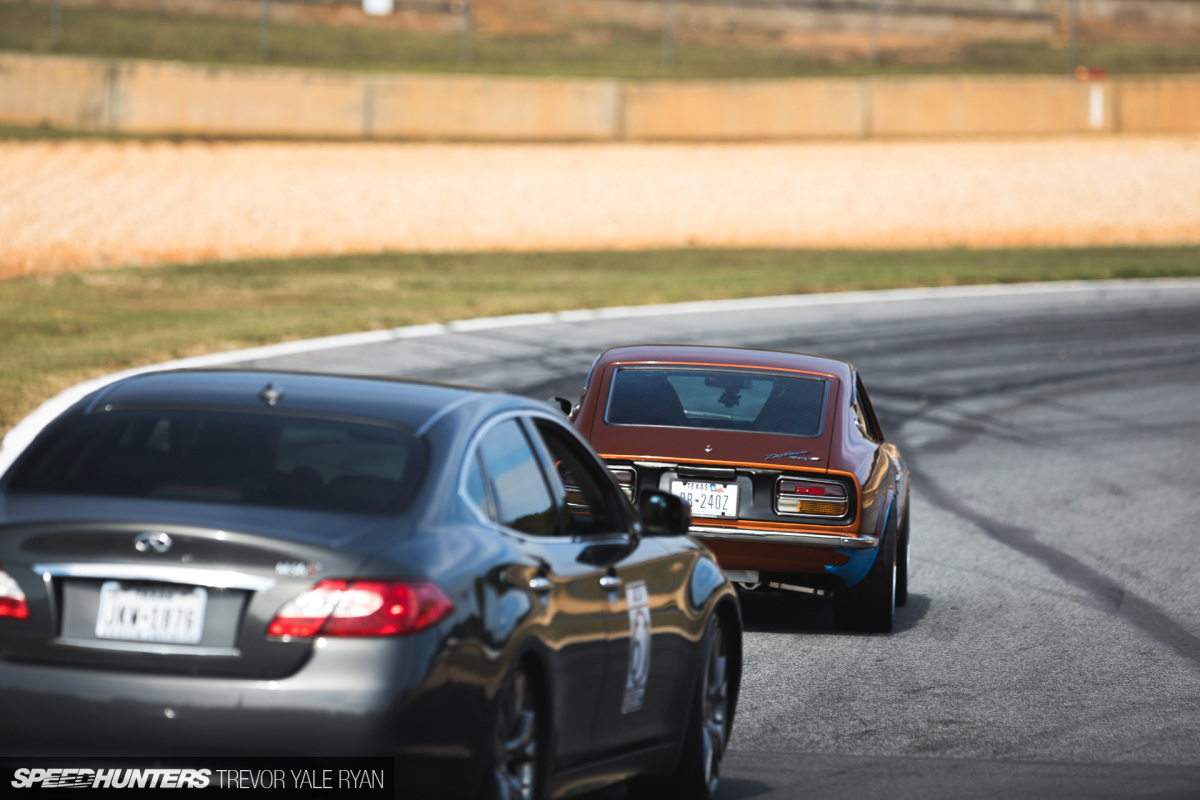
left=566, top=345, right=910, bottom=632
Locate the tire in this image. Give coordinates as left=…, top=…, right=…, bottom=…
left=895, top=503, right=910, bottom=608
left=489, top=665, right=541, bottom=800
left=629, top=613, right=730, bottom=800
left=834, top=509, right=897, bottom=633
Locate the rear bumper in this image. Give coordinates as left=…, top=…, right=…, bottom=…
left=0, top=635, right=483, bottom=776
left=691, top=527, right=881, bottom=589
left=690, top=525, right=877, bottom=549
left=1, top=665, right=388, bottom=755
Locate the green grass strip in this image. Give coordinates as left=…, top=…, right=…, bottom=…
left=3, top=245, right=1199, bottom=435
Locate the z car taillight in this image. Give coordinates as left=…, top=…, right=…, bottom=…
left=0, top=567, right=29, bottom=619
left=609, top=467, right=637, bottom=501
left=776, top=478, right=849, bottom=518
left=268, top=580, right=453, bottom=640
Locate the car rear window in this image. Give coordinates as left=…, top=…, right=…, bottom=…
left=6, top=409, right=424, bottom=514
left=606, top=368, right=827, bottom=437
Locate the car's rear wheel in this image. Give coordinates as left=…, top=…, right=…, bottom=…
left=834, top=509, right=896, bottom=633
left=491, top=666, right=541, bottom=800
left=630, top=613, right=730, bottom=800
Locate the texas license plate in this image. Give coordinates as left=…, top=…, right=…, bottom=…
left=670, top=480, right=739, bottom=519
left=95, top=582, right=207, bottom=644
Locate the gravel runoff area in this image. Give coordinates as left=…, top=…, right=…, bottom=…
left=2, top=135, right=1200, bottom=277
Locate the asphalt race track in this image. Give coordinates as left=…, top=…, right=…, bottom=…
left=239, top=280, right=1200, bottom=799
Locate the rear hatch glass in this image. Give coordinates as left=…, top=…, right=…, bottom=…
left=606, top=368, right=828, bottom=437
left=7, top=408, right=424, bottom=514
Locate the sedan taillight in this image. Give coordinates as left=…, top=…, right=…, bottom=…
left=268, top=580, right=453, bottom=640
left=0, top=567, right=29, bottom=620
left=776, top=479, right=849, bottom=518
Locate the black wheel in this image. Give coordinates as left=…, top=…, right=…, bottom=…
left=834, top=509, right=896, bottom=633
left=630, top=614, right=730, bottom=800
left=896, top=503, right=910, bottom=608
left=491, top=666, right=540, bottom=800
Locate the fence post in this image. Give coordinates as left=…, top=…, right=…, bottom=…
left=259, top=0, right=272, bottom=61
left=662, top=0, right=677, bottom=67
left=867, top=0, right=880, bottom=67
left=1068, top=0, right=1079, bottom=73
left=50, top=0, right=62, bottom=50
left=461, top=1, right=474, bottom=63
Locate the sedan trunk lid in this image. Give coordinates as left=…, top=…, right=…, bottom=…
left=0, top=498, right=406, bottom=679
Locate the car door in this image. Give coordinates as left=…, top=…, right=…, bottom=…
left=469, top=415, right=613, bottom=769
left=526, top=417, right=692, bottom=759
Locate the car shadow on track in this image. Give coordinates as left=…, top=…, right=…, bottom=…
left=738, top=590, right=931, bottom=635
left=714, top=776, right=775, bottom=799
left=585, top=775, right=773, bottom=799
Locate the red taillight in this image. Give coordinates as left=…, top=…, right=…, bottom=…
left=776, top=479, right=849, bottom=517
left=268, top=580, right=453, bottom=640
left=0, top=567, right=29, bottom=620
left=779, top=480, right=846, bottom=498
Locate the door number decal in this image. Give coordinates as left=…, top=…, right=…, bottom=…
left=621, top=580, right=651, bottom=715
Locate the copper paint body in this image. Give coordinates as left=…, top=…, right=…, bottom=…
left=574, top=345, right=910, bottom=586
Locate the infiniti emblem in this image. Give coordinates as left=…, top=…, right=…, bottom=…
left=134, top=531, right=173, bottom=554
left=258, top=382, right=284, bottom=407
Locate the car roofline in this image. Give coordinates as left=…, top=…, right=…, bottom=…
left=80, top=368, right=512, bottom=434
left=103, top=367, right=500, bottom=396
left=592, top=343, right=856, bottom=372
left=592, top=345, right=854, bottom=369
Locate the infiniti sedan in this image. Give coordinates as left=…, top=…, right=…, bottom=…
left=0, top=369, right=741, bottom=799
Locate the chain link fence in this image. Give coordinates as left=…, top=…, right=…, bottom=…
left=11, top=0, right=1200, bottom=74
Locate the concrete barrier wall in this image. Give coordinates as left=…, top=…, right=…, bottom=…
left=867, top=76, right=1114, bottom=137
left=2, top=53, right=1198, bottom=140
left=0, top=54, right=621, bottom=140
left=370, top=75, right=621, bottom=140
left=622, top=79, right=866, bottom=140
left=0, top=54, right=114, bottom=129
left=116, top=60, right=368, bottom=137
left=1117, top=78, right=1200, bottom=133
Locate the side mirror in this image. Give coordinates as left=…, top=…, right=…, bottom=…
left=547, top=397, right=573, bottom=416
left=638, top=490, right=691, bottom=537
